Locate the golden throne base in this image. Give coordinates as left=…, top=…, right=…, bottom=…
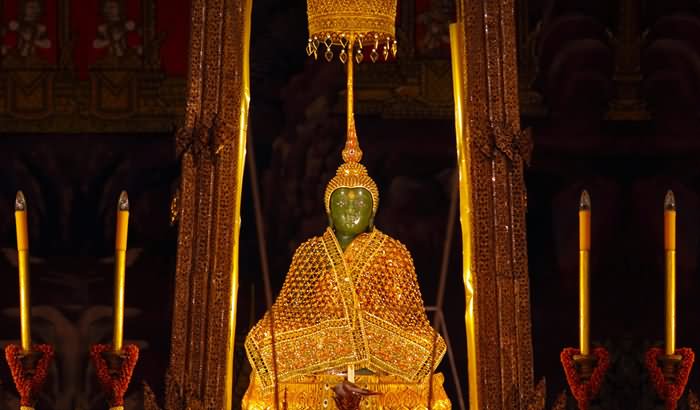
left=242, top=372, right=452, bottom=410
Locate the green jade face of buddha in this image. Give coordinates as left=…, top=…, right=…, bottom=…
left=329, top=187, right=374, bottom=251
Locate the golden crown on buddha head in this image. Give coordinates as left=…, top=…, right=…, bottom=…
left=324, top=117, right=379, bottom=216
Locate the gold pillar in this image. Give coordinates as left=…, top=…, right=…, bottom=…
left=452, top=0, right=539, bottom=408
left=449, top=22, right=479, bottom=410
left=166, top=0, right=252, bottom=408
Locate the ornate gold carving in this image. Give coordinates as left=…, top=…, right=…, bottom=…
left=89, top=70, right=137, bottom=119
left=245, top=228, right=446, bottom=390
left=166, top=0, right=252, bottom=409
left=475, top=123, right=534, bottom=166
left=3, top=70, right=54, bottom=119
left=451, top=1, right=535, bottom=409
left=243, top=373, right=451, bottom=410
left=0, top=0, right=183, bottom=132
left=307, top=0, right=397, bottom=52
left=551, top=391, right=567, bottom=410
left=0, top=76, right=184, bottom=132
left=323, top=118, right=379, bottom=215
left=689, top=390, right=700, bottom=410
left=143, top=382, right=162, bottom=410
left=525, top=379, right=546, bottom=410
left=351, top=1, right=548, bottom=119
left=352, top=60, right=455, bottom=119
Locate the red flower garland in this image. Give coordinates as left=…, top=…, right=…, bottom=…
left=90, top=344, right=139, bottom=407
left=644, top=347, right=694, bottom=410
left=4, top=344, right=54, bottom=407
left=560, top=347, right=610, bottom=410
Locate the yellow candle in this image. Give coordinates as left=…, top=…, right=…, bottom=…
left=113, top=191, right=129, bottom=352
left=579, top=190, right=591, bottom=356
left=664, top=190, right=676, bottom=356
left=14, top=191, right=31, bottom=353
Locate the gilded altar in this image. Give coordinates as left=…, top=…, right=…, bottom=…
left=243, top=373, right=451, bottom=410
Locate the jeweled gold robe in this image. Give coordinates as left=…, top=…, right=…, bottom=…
left=245, top=227, right=447, bottom=390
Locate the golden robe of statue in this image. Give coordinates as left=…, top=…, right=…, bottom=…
left=246, top=227, right=446, bottom=388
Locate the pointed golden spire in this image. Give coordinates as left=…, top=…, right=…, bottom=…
left=341, top=34, right=362, bottom=165
left=342, top=116, right=363, bottom=164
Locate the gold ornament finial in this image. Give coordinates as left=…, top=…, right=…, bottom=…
left=342, top=116, right=363, bottom=163
left=324, top=113, right=378, bottom=215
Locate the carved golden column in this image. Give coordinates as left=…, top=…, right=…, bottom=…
left=166, top=0, right=252, bottom=409
left=451, top=1, right=541, bottom=409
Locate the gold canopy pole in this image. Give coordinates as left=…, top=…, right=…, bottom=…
left=113, top=191, right=129, bottom=353
left=664, top=190, right=676, bottom=356
left=449, top=22, right=479, bottom=410
left=14, top=191, right=31, bottom=353
left=346, top=34, right=356, bottom=385
left=347, top=35, right=354, bottom=131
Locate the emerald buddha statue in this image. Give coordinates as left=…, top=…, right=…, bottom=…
left=243, top=117, right=451, bottom=410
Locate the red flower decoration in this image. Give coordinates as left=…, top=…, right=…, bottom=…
left=560, top=347, right=610, bottom=410
left=645, top=347, right=694, bottom=410
left=4, top=344, right=54, bottom=407
left=90, top=344, right=139, bottom=407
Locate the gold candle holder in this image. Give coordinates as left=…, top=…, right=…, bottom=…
left=573, top=354, right=597, bottom=382
left=113, top=191, right=129, bottom=353
left=14, top=191, right=31, bottom=353
left=664, top=190, right=676, bottom=356
left=579, top=190, right=591, bottom=356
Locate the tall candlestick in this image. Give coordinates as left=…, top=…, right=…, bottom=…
left=664, top=190, right=676, bottom=356
left=579, top=190, right=591, bottom=356
left=113, top=191, right=129, bottom=352
left=14, top=191, right=31, bottom=353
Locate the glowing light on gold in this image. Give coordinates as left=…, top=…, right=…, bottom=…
left=450, top=21, right=479, bottom=410
left=579, top=190, right=591, bottom=356
left=225, top=0, right=253, bottom=407
left=664, top=190, right=676, bottom=356
left=113, top=191, right=129, bottom=352
left=14, top=191, right=31, bottom=353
